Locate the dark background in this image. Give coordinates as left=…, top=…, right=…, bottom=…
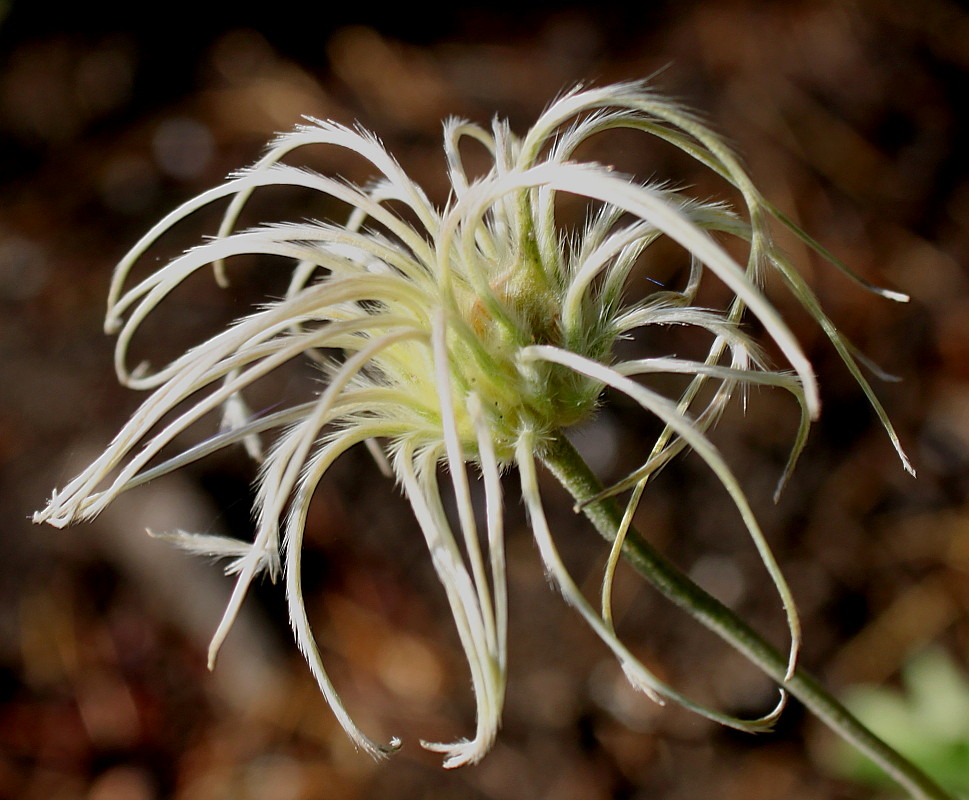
left=2, top=1, right=968, bottom=798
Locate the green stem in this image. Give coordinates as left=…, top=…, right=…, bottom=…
left=541, top=431, right=953, bottom=800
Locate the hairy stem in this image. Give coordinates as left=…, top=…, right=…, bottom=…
left=541, top=431, right=952, bottom=800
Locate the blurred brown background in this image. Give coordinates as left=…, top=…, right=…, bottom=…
left=2, top=1, right=969, bottom=798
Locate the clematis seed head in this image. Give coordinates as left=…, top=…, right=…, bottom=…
left=35, top=81, right=910, bottom=767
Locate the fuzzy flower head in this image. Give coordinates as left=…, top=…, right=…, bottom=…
left=35, top=82, right=909, bottom=767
